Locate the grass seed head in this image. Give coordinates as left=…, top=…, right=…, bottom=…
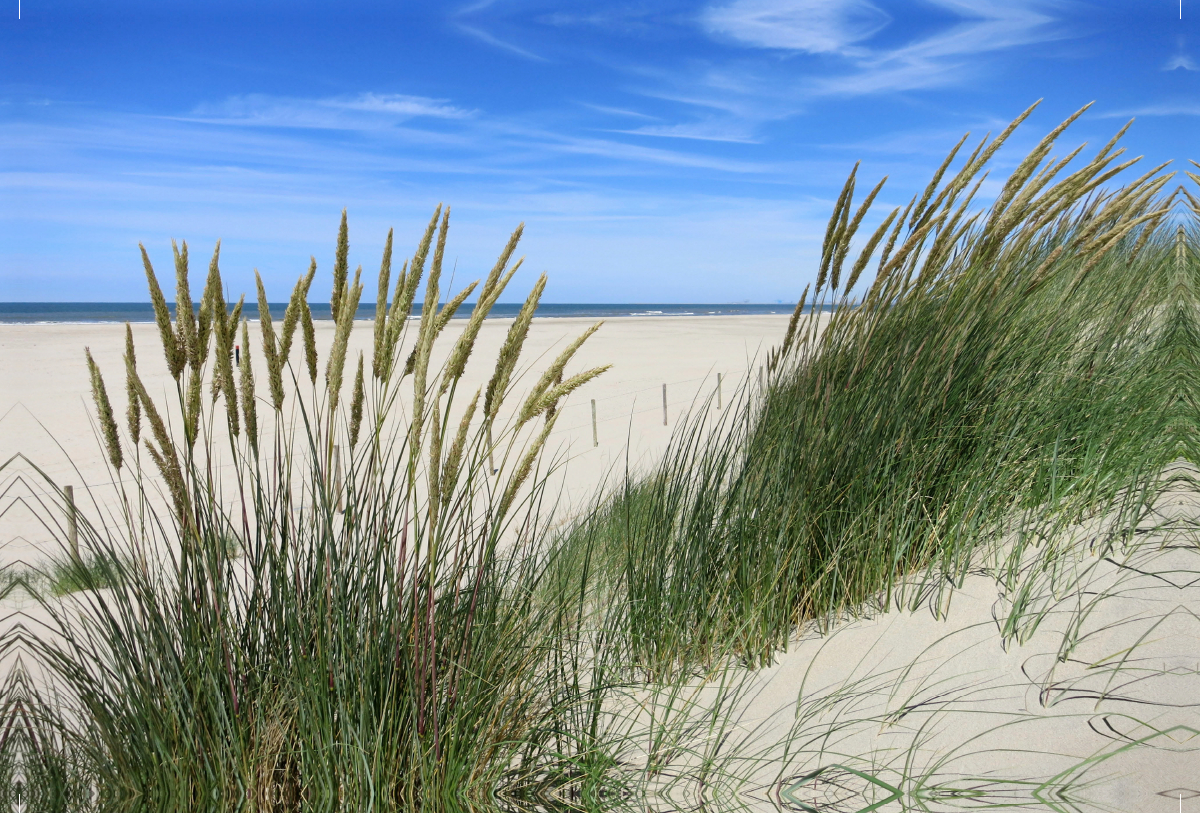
left=239, top=319, right=259, bottom=453
left=380, top=259, right=412, bottom=382
left=196, top=240, right=222, bottom=368
left=909, top=133, right=969, bottom=230
left=817, top=165, right=858, bottom=292
left=427, top=402, right=443, bottom=527
left=86, top=348, right=122, bottom=471
left=523, top=365, right=610, bottom=426
left=442, top=256, right=524, bottom=394
left=331, top=209, right=349, bottom=323
left=518, top=321, right=604, bottom=426
left=184, top=364, right=201, bottom=451
left=172, top=239, right=200, bottom=371
left=441, top=388, right=480, bottom=510
left=846, top=207, right=901, bottom=295
left=280, top=259, right=315, bottom=363
left=373, top=228, right=394, bottom=379
left=485, top=273, right=546, bottom=422
left=140, top=243, right=184, bottom=380
left=129, top=358, right=187, bottom=520
left=482, top=224, right=524, bottom=301
left=435, top=281, right=477, bottom=337
left=301, top=300, right=318, bottom=385
left=326, top=268, right=362, bottom=414
left=124, top=323, right=141, bottom=445
left=832, top=175, right=887, bottom=291
left=777, top=284, right=811, bottom=366
left=350, top=352, right=365, bottom=450
left=256, top=270, right=285, bottom=410
left=498, top=411, right=558, bottom=519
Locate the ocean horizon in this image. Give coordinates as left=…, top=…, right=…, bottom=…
left=0, top=302, right=805, bottom=324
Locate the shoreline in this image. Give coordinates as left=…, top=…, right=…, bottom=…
left=0, top=304, right=809, bottom=326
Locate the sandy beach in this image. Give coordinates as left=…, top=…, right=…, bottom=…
left=0, top=313, right=792, bottom=570
left=4, top=303, right=1197, bottom=810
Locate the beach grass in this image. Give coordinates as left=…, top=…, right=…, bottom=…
left=549, top=101, right=1182, bottom=672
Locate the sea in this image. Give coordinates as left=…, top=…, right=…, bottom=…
left=0, top=303, right=799, bottom=324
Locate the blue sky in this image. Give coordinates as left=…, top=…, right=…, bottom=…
left=1, top=0, right=1196, bottom=303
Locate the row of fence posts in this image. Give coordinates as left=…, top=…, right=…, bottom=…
left=582, top=366, right=763, bottom=448
left=56, top=370, right=771, bottom=530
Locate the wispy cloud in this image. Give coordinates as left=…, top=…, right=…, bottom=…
left=696, top=0, right=1066, bottom=97
left=1, top=107, right=831, bottom=301
left=611, top=121, right=760, bottom=143
left=455, top=24, right=549, bottom=61
left=532, top=129, right=774, bottom=173
left=455, top=0, right=549, bottom=61
left=1164, top=53, right=1198, bottom=71
left=702, top=0, right=891, bottom=55
left=537, top=8, right=661, bottom=33
left=812, top=0, right=1064, bottom=95
left=187, top=93, right=473, bottom=130
left=578, top=103, right=660, bottom=120
left=1098, top=103, right=1200, bottom=118
left=337, top=93, right=471, bottom=117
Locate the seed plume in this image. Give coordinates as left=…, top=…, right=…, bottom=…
left=86, top=348, right=122, bottom=471
left=124, top=323, right=141, bottom=445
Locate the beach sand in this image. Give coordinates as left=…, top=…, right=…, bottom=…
left=0, top=313, right=792, bottom=569
left=4, top=314, right=1197, bottom=808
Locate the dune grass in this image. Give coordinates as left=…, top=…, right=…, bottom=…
left=41, top=555, right=134, bottom=597
left=550, top=101, right=1185, bottom=673
left=8, top=206, right=618, bottom=812
left=1, top=102, right=1193, bottom=811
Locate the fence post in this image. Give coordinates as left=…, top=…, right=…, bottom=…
left=65, top=485, right=78, bottom=559
left=662, top=384, right=668, bottom=426
left=333, top=445, right=344, bottom=513
left=717, top=373, right=722, bottom=410
left=591, top=399, right=598, bottom=447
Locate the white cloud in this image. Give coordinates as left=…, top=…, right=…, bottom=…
left=694, top=0, right=1064, bottom=98
left=1164, top=53, right=1199, bottom=71
left=1, top=112, right=834, bottom=301
left=540, top=131, right=773, bottom=173
left=612, top=121, right=760, bottom=143
left=579, top=103, right=660, bottom=120
left=454, top=0, right=549, bottom=61
left=336, top=93, right=471, bottom=117
left=1098, top=103, right=1200, bottom=118
left=702, top=0, right=891, bottom=54
left=812, top=0, right=1062, bottom=95
left=187, top=93, right=472, bottom=129
left=455, top=24, right=549, bottom=61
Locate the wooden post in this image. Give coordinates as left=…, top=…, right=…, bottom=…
left=662, top=384, right=668, bottom=426
left=65, top=485, right=78, bottom=559
left=717, top=373, right=722, bottom=410
left=591, top=399, right=598, bottom=447
left=333, top=445, right=343, bottom=513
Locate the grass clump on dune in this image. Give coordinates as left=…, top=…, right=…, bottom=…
left=14, top=207, right=614, bottom=811
left=44, top=556, right=130, bottom=597
left=555, top=101, right=1186, bottom=672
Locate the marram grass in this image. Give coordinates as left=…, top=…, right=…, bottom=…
left=550, top=100, right=1187, bottom=674
left=4, top=209, right=612, bottom=812
left=1, top=101, right=1197, bottom=812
